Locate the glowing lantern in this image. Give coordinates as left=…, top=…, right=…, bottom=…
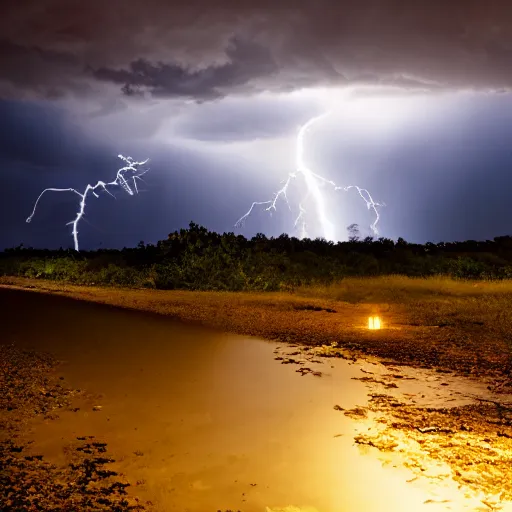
left=368, top=316, right=382, bottom=330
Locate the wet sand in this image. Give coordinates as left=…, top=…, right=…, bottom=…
left=2, top=276, right=511, bottom=382
left=1, top=289, right=511, bottom=511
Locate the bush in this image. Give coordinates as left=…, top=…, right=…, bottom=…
left=5, top=224, right=512, bottom=291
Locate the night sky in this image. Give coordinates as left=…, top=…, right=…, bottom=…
left=2, top=1, right=512, bottom=249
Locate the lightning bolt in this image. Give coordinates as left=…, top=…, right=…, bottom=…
left=26, top=154, right=150, bottom=251
left=235, top=111, right=384, bottom=240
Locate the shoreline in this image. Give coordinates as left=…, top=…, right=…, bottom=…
left=1, top=276, right=510, bottom=384
left=2, top=278, right=512, bottom=508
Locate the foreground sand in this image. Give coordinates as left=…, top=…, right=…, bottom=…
left=1, top=276, right=511, bottom=381
left=6, top=288, right=502, bottom=512
left=2, top=277, right=512, bottom=509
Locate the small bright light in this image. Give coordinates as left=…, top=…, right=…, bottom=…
left=368, top=316, right=382, bottom=330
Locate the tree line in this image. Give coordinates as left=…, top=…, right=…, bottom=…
left=3, top=222, right=512, bottom=290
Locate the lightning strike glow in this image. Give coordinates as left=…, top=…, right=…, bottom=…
left=235, top=111, right=384, bottom=241
left=26, top=154, right=150, bottom=251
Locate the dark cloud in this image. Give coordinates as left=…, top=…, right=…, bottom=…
left=92, top=38, right=279, bottom=100
left=0, top=38, right=86, bottom=98
left=2, top=0, right=512, bottom=100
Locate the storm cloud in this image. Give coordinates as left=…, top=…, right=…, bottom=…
left=2, top=0, right=512, bottom=101
left=93, top=38, right=280, bottom=100
left=4, top=0, right=512, bottom=250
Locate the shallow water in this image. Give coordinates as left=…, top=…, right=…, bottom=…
left=2, top=289, right=509, bottom=511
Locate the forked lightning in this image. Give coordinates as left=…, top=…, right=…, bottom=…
left=235, top=111, right=384, bottom=240
left=26, top=154, right=149, bottom=251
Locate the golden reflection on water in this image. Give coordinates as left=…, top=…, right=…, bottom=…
left=16, top=310, right=512, bottom=512
left=368, top=315, right=382, bottom=329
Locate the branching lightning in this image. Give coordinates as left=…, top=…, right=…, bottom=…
left=235, top=111, right=384, bottom=240
left=26, top=154, right=150, bottom=251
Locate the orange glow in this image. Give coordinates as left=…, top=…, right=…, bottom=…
left=368, top=316, right=382, bottom=330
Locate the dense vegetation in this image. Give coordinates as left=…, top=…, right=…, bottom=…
left=3, top=222, right=512, bottom=291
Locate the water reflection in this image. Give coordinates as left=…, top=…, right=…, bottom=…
left=5, top=291, right=509, bottom=511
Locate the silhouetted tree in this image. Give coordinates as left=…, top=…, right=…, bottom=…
left=347, top=224, right=360, bottom=242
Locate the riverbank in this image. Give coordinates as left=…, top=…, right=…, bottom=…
left=1, top=275, right=511, bottom=384
left=1, top=280, right=512, bottom=510
left=3, top=288, right=471, bottom=512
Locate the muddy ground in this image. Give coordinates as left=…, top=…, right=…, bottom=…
left=2, top=342, right=512, bottom=511
left=0, top=343, right=147, bottom=511
left=2, top=279, right=512, bottom=510
left=1, top=277, right=511, bottom=386
left=274, top=342, right=512, bottom=510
